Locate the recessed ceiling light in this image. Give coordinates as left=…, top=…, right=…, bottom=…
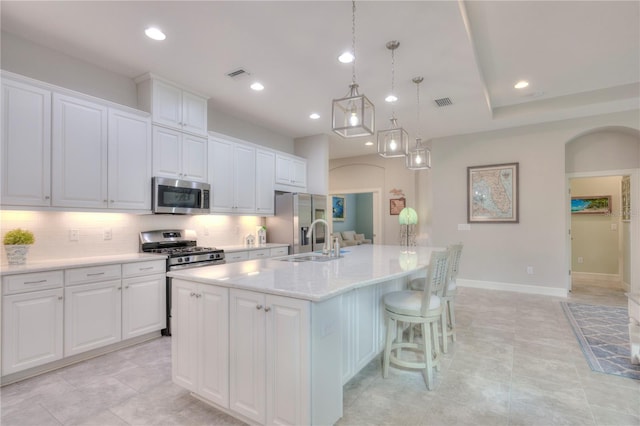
left=309, top=113, right=320, bottom=120
left=365, top=141, right=374, bottom=146
left=385, top=94, right=398, bottom=103
left=338, top=52, right=354, bottom=63
left=514, top=80, right=529, bottom=89
left=145, top=27, right=166, bottom=41
left=250, top=82, right=264, bottom=91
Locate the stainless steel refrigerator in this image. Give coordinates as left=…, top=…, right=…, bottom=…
left=266, top=192, right=328, bottom=254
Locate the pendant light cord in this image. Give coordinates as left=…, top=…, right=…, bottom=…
left=351, top=0, right=357, bottom=84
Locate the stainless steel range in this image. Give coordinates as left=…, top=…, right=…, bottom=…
left=140, top=229, right=225, bottom=335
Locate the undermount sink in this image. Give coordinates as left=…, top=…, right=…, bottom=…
left=279, top=254, right=342, bottom=262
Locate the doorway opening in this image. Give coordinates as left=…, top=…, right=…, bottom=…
left=568, top=174, right=629, bottom=304
left=329, top=188, right=382, bottom=244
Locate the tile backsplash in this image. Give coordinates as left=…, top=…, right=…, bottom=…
left=0, top=210, right=265, bottom=263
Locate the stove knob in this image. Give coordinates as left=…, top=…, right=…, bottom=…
left=177, top=257, right=183, bottom=263
left=209, top=254, right=215, bottom=260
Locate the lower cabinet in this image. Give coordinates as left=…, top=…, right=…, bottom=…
left=2, top=288, right=64, bottom=375
left=122, top=273, right=166, bottom=339
left=229, top=288, right=310, bottom=425
left=64, top=279, right=122, bottom=356
left=171, top=279, right=229, bottom=408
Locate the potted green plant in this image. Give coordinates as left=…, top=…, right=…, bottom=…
left=3, top=228, right=35, bottom=265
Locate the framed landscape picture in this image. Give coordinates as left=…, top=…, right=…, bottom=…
left=332, top=195, right=345, bottom=221
left=467, top=162, right=519, bottom=223
left=571, top=195, right=611, bottom=215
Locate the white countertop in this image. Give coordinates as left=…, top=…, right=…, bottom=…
left=0, top=253, right=167, bottom=276
left=218, top=243, right=289, bottom=253
left=167, top=245, right=444, bottom=302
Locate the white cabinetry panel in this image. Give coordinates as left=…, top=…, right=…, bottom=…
left=1, top=78, right=52, bottom=206
left=153, top=126, right=207, bottom=182
left=209, top=136, right=256, bottom=214
left=255, top=149, right=275, bottom=215
left=52, top=93, right=108, bottom=208
left=122, top=273, right=165, bottom=339
left=64, top=280, right=122, bottom=356
left=108, top=108, right=152, bottom=210
left=2, top=288, right=63, bottom=375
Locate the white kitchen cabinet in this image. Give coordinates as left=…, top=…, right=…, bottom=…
left=172, top=279, right=229, bottom=408
left=225, top=251, right=250, bottom=263
left=108, top=108, right=152, bottom=210
left=275, top=153, right=307, bottom=190
left=248, top=249, right=270, bottom=260
left=209, top=136, right=256, bottom=214
left=51, top=93, right=109, bottom=208
left=64, top=264, right=122, bottom=356
left=269, top=246, right=289, bottom=257
left=153, top=126, right=208, bottom=182
left=229, top=288, right=310, bottom=425
left=255, top=149, right=275, bottom=215
left=122, top=273, right=165, bottom=339
left=1, top=77, right=52, bottom=207
left=137, top=76, right=208, bottom=136
left=1, top=270, right=65, bottom=375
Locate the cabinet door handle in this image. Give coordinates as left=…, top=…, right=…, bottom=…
left=190, top=292, right=196, bottom=297
left=140, top=266, right=154, bottom=271
left=125, top=285, right=129, bottom=289
left=87, top=272, right=105, bottom=277
left=264, top=307, right=271, bottom=312
left=45, top=195, right=51, bottom=200
left=117, top=287, right=122, bottom=290
left=58, top=296, right=63, bottom=300
left=24, top=279, right=47, bottom=285
left=256, top=304, right=263, bottom=310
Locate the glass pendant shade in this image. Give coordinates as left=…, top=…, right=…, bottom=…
left=377, top=117, right=408, bottom=158
left=332, top=83, right=375, bottom=138
left=406, top=138, right=431, bottom=170
left=398, top=207, right=418, bottom=225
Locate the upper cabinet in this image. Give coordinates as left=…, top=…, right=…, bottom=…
left=1, top=77, right=52, bottom=207
left=153, top=126, right=208, bottom=182
left=209, top=136, right=256, bottom=214
left=136, top=74, right=208, bottom=137
left=255, top=149, right=275, bottom=215
left=275, top=153, right=307, bottom=191
left=1, top=72, right=152, bottom=212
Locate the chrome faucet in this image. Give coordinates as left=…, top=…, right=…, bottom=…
left=306, top=219, right=331, bottom=255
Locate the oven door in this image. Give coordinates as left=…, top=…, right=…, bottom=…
left=153, top=177, right=210, bottom=214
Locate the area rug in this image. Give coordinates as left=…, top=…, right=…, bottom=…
left=561, top=302, right=640, bottom=380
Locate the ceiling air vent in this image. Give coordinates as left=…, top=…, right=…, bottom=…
left=226, top=68, right=249, bottom=78
left=434, top=97, right=453, bottom=107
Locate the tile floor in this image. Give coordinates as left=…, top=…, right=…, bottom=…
left=1, top=284, right=638, bottom=426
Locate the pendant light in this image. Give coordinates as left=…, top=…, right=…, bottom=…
left=332, top=0, right=375, bottom=138
left=406, top=77, right=431, bottom=170
left=377, top=40, right=408, bottom=158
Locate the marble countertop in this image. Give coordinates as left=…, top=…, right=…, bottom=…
left=167, top=245, right=443, bottom=302
left=0, top=253, right=167, bottom=276
left=218, top=243, right=289, bottom=253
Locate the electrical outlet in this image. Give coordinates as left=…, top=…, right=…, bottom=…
left=103, top=228, right=112, bottom=240
left=457, top=224, right=471, bottom=231
left=577, top=256, right=584, bottom=264
left=526, top=266, right=534, bottom=275
left=203, top=227, right=210, bottom=236
left=69, top=229, right=80, bottom=241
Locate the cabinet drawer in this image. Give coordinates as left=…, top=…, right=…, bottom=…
left=122, top=260, right=166, bottom=278
left=249, top=249, right=270, bottom=259
left=225, top=251, right=249, bottom=263
left=3, top=270, right=64, bottom=295
left=270, top=247, right=289, bottom=257
left=66, top=264, right=121, bottom=286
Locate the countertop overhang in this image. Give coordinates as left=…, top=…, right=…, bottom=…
left=167, top=245, right=444, bottom=302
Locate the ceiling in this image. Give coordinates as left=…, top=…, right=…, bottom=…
left=2, top=1, right=639, bottom=159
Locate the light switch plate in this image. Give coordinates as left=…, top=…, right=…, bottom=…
left=458, top=224, right=471, bottom=231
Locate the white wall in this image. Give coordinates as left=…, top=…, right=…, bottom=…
left=431, top=111, right=639, bottom=292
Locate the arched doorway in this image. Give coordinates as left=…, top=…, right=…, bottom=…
left=565, top=127, right=640, bottom=302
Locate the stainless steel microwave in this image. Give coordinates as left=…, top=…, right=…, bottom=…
left=152, top=177, right=210, bottom=214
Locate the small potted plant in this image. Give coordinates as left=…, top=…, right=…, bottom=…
left=3, top=228, right=35, bottom=265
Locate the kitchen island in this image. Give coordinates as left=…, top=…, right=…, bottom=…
left=167, top=244, right=442, bottom=426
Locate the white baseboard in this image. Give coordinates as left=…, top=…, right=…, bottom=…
left=572, top=272, right=621, bottom=282
left=458, top=279, right=568, bottom=298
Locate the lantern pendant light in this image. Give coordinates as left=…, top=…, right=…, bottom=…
left=332, top=0, right=375, bottom=138
left=377, top=40, right=408, bottom=158
left=406, top=77, right=431, bottom=170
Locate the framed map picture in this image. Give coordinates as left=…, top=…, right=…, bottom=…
left=467, top=162, right=519, bottom=223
